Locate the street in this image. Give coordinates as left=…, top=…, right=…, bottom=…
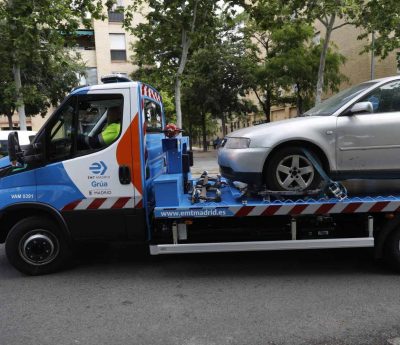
left=1, top=245, right=400, bottom=345
left=1, top=150, right=400, bottom=345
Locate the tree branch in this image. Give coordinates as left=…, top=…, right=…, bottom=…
left=332, top=22, right=352, bottom=31
left=190, top=0, right=200, bottom=34
left=253, top=90, right=265, bottom=108
left=318, top=17, right=328, bottom=27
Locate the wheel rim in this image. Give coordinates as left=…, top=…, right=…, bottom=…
left=18, top=230, right=59, bottom=266
left=275, top=154, right=315, bottom=191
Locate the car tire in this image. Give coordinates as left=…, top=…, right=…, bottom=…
left=266, top=147, right=323, bottom=191
left=5, top=216, right=72, bottom=275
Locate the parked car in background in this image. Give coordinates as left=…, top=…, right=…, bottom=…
left=218, top=76, right=400, bottom=191
left=0, top=130, right=37, bottom=157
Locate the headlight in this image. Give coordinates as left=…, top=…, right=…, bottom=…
left=224, top=137, right=251, bottom=149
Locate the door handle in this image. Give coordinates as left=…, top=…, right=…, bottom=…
left=326, top=130, right=334, bottom=135
left=119, top=165, right=131, bottom=185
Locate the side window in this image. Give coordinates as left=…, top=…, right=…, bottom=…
left=46, top=94, right=124, bottom=163
left=144, top=99, right=163, bottom=132
left=76, top=94, right=123, bottom=154
left=360, top=81, right=400, bottom=113
left=47, top=97, right=76, bottom=162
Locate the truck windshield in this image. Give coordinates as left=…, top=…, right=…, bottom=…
left=303, top=82, right=377, bottom=116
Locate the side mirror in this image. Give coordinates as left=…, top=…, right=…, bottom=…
left=349, top=102, right=374, bottom=115
left=8, top=132, right=24, bottom=166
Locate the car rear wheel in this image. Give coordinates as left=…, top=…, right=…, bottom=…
left=266, top=147, right=322, bottom=192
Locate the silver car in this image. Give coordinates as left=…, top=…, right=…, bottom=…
left=218, top=76, right=400, bottom=191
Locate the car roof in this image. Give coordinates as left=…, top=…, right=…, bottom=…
left=363, top=75, right=400, bottom=85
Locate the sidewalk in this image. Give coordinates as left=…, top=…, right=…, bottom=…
left=191, top=147, right=219, bottom=177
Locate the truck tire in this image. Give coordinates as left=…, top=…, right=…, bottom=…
left=384, top=227, right=400, bottom=272
left=5, top=216, right=72, bottom=275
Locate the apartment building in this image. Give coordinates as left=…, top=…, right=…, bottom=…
left=0, top=0, right=143, bottom=131
left=77, top=0, right=144, bottom=86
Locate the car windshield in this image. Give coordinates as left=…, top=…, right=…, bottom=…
left=303, top=81, right=378, bottom=116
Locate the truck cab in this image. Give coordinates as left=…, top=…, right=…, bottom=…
left=0, top=80, right=167, bottom=274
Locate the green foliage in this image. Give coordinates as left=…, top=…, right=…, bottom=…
left=160, top=91, right=176, bottom=123
left=244, top=2, right=347, bottom=114
left=358, top=0, right=400, bottom=58
left=0, top=0, right=108, bottom=126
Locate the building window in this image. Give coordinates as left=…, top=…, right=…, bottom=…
left=108, top=11, right=124, bottom=22
left=108, top=0, right=124, bottom=23
left=75, top=30, right=95, bottom=50
left=110, top=33, right=127, bottom=61
left=79, top=67, right=98, bottom=86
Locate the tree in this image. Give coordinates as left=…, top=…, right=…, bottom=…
left=246, top=0, right=348, bottom=112
left=358, top=0, right=400, bottom=59
left=182, top=35, right=255, bottom=150
left=124, top=0, right=224, bottom=128
left=0, top=0, right=107, bottom=129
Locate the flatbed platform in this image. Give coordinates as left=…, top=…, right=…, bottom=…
left=154, top=175, right=400, bottom=219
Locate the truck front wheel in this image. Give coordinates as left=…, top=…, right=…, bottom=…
left=5, top=216, right=72, bottom=275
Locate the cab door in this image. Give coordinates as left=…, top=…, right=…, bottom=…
left=36, top=87, right=140, bottom=240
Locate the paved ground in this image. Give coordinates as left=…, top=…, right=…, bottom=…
left=1, top=245, right=400, bottom=345
left=2, top=150, right=400, bottom=344
left=191, top=147, right=219, bottom=177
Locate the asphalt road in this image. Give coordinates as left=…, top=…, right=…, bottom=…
left=1, top=244, right=400, bottom=345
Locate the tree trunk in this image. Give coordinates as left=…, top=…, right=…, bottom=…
left=188, top=119, right=193, bottom=151
left=221, top=113, right=226, bottom=136
left=201, top=111, right=207, bottom=152
left=7, top=113, right=13, bottom=130
left=315, top=14, right=336, bottom=106
left=175, top=0, right=199, bottom=129
left=296, top=83, right=303, bottom=116
left=264, top=88, right=271, bottom=123
left=13, top=64, right=27, bottom=130
left=174, top=76, right=182, bottom=128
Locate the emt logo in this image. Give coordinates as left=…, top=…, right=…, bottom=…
left=89, top=161, right=108, bottom=175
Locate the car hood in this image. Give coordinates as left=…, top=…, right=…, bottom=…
left=227, top=116, right=326, bottom=138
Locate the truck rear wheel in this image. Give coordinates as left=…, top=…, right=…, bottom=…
left=384, top=227, right=400, bottom=272
left=5, top=216, right=72, bottom=275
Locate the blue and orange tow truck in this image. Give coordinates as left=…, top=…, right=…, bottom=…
left=1, top=76, right=400, bottom=275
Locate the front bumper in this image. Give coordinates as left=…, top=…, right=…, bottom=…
left=217, top=147, right=270, bottom=185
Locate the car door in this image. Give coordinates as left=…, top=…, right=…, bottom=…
left=36, top=87, right=137, bottom=240
left=336, top=80, right=400, bottom=176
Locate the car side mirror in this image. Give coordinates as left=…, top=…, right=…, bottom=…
left=8, top=132, right=24, bottom=166
left=349, top=102, right=374, bottom=115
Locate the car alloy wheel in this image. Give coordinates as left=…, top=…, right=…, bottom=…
left=275, top=154, right=315, bottom=191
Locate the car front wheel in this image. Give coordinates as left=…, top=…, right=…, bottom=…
left=266, top=147, right=322, bottom=192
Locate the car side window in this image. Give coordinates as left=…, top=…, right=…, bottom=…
left=360, top=81, right=400, bottom=114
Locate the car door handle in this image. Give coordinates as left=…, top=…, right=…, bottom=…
left=326, top=130, right=334, bottom=135
left=119, top=165, right=131, bottom=185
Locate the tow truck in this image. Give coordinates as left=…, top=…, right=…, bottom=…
left=1, top=75, right=400, bottom=275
